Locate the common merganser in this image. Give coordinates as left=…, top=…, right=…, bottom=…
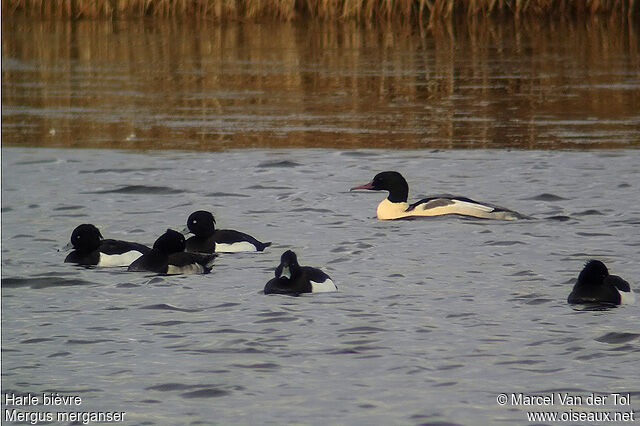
left=351, top=171, right=524, bottom=220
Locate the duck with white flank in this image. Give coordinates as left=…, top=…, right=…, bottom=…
left=184, top=210, right=271, bottom=253
left=568, top=260, right=634, bottom=306
left=64, top=224, right=151, bottom=267
left=264, top=250, right=337, bottom=296
left=351, top=171, right=524, bottom=220
left=128, top=229, right=215, bottom=274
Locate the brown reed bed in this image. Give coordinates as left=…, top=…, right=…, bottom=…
left=2, top=0, right=638, bottom=21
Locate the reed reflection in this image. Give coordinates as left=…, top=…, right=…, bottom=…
left=2, top=17, right=639, bottom=150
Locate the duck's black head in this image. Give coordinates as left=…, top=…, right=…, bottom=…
left=275, top=250, right=300, bottom=279
left=351, top=171, right=409, bottom=203
left=186, top=210, right=216, bottom=237
left=70, top=224, right=103, bottom=252
left=153, top=229, right=186, bottom=254
left=577, top=259, right=609, bottom=286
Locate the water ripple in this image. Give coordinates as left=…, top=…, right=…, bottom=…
left=595, top=332, right=640, bottom=344
left=89, top=185, right=184, bottom=194
left=1, top=277, right=96, bottom=289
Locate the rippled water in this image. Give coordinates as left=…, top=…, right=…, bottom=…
left=2, top=147, right=639, bottom=424
left=2, top=18, right=640, bottom=150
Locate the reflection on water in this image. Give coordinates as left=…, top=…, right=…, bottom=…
left=2, top=17, right=639, bottom=150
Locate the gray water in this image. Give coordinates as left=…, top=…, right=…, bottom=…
left=2, top=147, right=639, bottom=425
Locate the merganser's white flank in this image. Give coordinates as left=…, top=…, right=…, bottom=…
left=351, top=171, right=524, bottom=220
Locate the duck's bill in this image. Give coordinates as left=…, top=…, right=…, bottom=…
left=58, top=242, right=74, bottom=252
left=181, top=226, right=192, bottom=235
left=350, top=182, right=374, bottom=191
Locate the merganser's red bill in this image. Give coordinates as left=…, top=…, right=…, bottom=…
left=350, top=182, right=374, bottom=191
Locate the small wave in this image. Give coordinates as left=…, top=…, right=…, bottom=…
left=340, top=151, right=379, bottom=157
left=245, top=184, right=290, bottom=190
left=574, top=209, right=604, bottom=216
left=212, top=302, right=241, bottom=309
left=509, top=270, right=537, bottom=277
left=89, top=185, right=183, bottom=194
left=14, top=159, right=59, bottom=165
left=53, top=205, right=84, bottom=211
left=140, top=304, right=202, bottom=313
left=141, top=320, right=187, bottom=326
left=338, top=326, right=386, bottom=333
left=80, top=168, right=163, bottom=174
left=181, top=388, right=230, bottom=398
left=257, top=160, right=300, bottom=168
left=116, top=283, right=141, bottom=288
left=2, top=277, right=95, bottom=289
left=525, top=298, right=553, bottom=305
left=525, top=193, right=567, bottom=201
left=145, top=383, right=235, bottom=398
left=21, top=338, right=55, bottom=344
left=576, top=232, right=611, bottom=237
left=204, top=192, right=250, bottom=198
left=146, top=383, right=203, bottom=391
left=180, top=348, right=265, bottom=355
left=595, top=332, right=639, bottom=344
left=546, top=215, right=572, bottom=221
left=207, top=328, right=248, bottom=334
left=48, top=352, right=71, bottom=358
left=255, top=316, right=297, bottom=324
left=485, top=240, right=526, bottom=246
left=290, top=207, right=333, bottom=213
left=229, top=362, right=280, bottom=370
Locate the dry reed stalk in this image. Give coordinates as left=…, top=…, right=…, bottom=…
left=1, top=0, right=637, bottom=20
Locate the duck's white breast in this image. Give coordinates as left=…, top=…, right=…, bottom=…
left=376, top=199, right=410, bottom=220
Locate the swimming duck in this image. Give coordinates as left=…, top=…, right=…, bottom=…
left=128, top=229, right=215, bottom=274
left=64, top=224, right=150, bottom=266
left=567, top=260, right=634, bottom=305
left=264, top=250, right=337, bottom=296
left=184, top=210, right=271, bottom=253
left=351, top=171, right=523, bottom=220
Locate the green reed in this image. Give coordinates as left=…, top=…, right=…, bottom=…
left=2, top=0, right=637, bottom=21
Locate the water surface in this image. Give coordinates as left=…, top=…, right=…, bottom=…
left=2, top=147, right=639, bottom=424
left=2, top=18, right=639, bottom=150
